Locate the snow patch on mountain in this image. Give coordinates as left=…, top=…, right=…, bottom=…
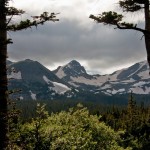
left=112, top=89, right=125, bottom=94
left=43, top=75, right=71, bottom=94
left=130, top=86, right=150, bottom=94
left=20, top=96, right=24, bottom=100
left=128, top=61, right=146, bottom=78
left=133, top=81, right=149, bottom=87
left=101, top=84, right=111, bottom=90
left=106, top=89, right=112, bottom=94
left=67, top=94, right=72, bottom=98
left=50, top=82, right=71, bottom=94
left=43, top=75, right=51, bottom=84
left=110, top=69, right=127, bottom=81
left=102, top=91, right=112, bottom=96
left=7, top=71, right=22, bottom=80
left=118, top=88, right=126, bottom=93
left=69, top=81, right=79, bottom=87
left=70, top=76, right=107, bottom=86
left=103, top=88, right=125, bottom=95
left=29, top=90, right=36, bottom=100
left=138, top=70, right=150, bottom=79
left=55, top=67, right=66, bottom=79
left=122, top=78, right=135, bottom=83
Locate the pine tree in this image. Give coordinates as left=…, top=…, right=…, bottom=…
left=0, top=1, right=59, bottom=149
left=90, top=0, right=150, bottom=71
left=127, top=91, right=137, bottom=132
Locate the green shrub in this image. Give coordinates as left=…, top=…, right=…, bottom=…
left=17, top=104, right=131, bottom=150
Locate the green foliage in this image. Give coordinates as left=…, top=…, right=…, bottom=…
left=17, top=104, right=50, bottom=150
left=10, top=104, right=131, bottom=150
left=100, top=95, right=150, bottom=150
left=90, top=11, right=123, bottom=25
left=7, top=97, right=150, bottom=150
left=119, top=0, right=143, bottom=12
left=7, top=12, right=59, bottom=31
left=120, top=22, right=136, bottom=28
left=46, top=105, right=125, bottom=150
left=89, top=11, right=137, bottom=29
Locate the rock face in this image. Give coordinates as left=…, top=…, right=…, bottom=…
left=8, top=59, right=150, bottom=101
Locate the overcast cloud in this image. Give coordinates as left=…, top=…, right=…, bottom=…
left=8, top=0, right=146, bottom=74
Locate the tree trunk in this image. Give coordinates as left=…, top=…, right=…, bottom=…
left=145, top=34, right=150, bottom=67
left=144, top=0, right=150, bottom=68
left=0, top=0, right=8, bottom=149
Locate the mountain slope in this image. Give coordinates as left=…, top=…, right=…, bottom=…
left=8, top=59, right=150, bottom=101
left=54, top=60, right=150, bottom=95
left=8, top=59, right=73, bottom=100
left=53, top=60, right=101, bottom=90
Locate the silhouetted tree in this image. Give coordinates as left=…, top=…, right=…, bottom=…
left=90, top=0, right=150, bottom=71
left=0, top=0, right=59, bottom=149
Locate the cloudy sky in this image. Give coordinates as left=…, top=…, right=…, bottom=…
left=8, top=0, right=146, bottom=74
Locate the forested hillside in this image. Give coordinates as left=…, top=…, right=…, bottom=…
left=7, top=94, right=150, bottom=150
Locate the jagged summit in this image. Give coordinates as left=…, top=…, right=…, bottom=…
left=21, top=59, right=39, bottom=64
left=53, top=60, right=87, bottom=79
left=68, top=60, right=82, bottom=67
left=24, top=59, right=33, bottom=62
left=64, top=60, right=86, bottom=74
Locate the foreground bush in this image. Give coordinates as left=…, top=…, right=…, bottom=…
left=9, top=104, right=131, bottom=150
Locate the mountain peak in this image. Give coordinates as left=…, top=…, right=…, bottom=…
left=68, top=60, right=81, bottom=66
left=64, top=60, right=87, bottom=75
left=54, top=60, right=87, bottom=79
left=24, top=59, right=36, bottom=63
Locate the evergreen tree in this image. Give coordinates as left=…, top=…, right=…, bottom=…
left=0, top=1, right=59, bottom=149
left=90, top=0, right=150, bottom=71
left=127, top=91, right=137, bottom=131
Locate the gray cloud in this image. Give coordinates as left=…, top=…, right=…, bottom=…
left=8, top=19, right=146, bottom=74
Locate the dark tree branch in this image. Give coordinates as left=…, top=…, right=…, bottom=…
left=7, top=12, right=59, bottom=31
left=116, top=23, right=149, bottom=34
left=90, top=13, right=150, bottom=35
left=6, top=7, right=25, bottom=16
left=119, top=0, right=145, bottom=12
left=6, top=15, right=13, bottom=26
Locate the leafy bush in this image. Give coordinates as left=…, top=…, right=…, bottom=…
left=14, top=104, right=131, bottom=150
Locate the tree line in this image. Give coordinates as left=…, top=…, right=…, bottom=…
left=7, top=95, right=150, bottom=150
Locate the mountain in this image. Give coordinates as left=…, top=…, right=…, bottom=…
left=7, top=59, right=150, bottom=103
left=8, top=59, right=75, bottom=100
left=53, top=60, right=92, bottom=78
left=53, top=60, right=99, bottom=90
left=54, top=60, right=150, bottom=96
